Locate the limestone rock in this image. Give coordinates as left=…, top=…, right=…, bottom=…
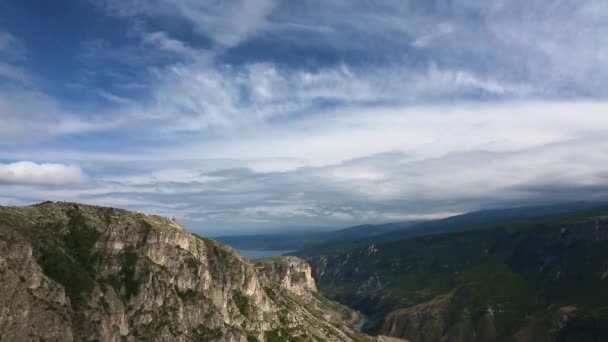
left=0, top=202, right=397, bottom=342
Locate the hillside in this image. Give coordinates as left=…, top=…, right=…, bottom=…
left=307, top=208, right=608, bottom=342
left=297, top=202, right=608, bottom=256
left=215, top=232, right=327, bottom=252
left=0, top=202, right=399, bottom=342
left=218, top=203, right=607, bottom=255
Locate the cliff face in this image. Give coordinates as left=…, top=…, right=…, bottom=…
left=254, top=256, right=317, bottom=296
left=0, top=202, right=391, bottom=342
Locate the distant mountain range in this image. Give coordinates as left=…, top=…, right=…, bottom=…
left=217, top=201, right=608, bottom=255
left=4, top=201, right=607, bottom=341
left=305, top=204, right=608, bottom=341
left=214, top=221, right=419, bottom=252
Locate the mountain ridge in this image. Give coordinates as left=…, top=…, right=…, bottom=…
left=0, top=201, right=400, bottom=342
left=216, top=202, right=608, bottom=255
left=296, top=201, right=608, bottom=256
left=306, top=206, right=608, bottom=341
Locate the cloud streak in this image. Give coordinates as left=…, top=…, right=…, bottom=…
left=1, top=1, right=608, bottom=234
left=95, top=0, right=279, bottom=48
left=2, top=101, right=608, bottom=234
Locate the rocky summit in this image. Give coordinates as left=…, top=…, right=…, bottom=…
left=0, top=202, right=403, bottom=342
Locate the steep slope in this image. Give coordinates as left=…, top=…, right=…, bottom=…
left=0, top=202, right=395, bottom=342
left=308, top=209, right=608, bottom=342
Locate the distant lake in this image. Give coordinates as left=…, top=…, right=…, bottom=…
left=237, top=249, right=296, bottom=260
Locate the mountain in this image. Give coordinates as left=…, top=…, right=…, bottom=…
left=0, top=202, right=401, bottom=342
left=306, top=207, right=608, bottom=342
left=324, top=222, right=419, bottom=241
left=297, top=202, right=608, bottom=256
left=215, top=222, right=419, bottom=253
left=218, top=202, right=606, bottom=256
left=215, top=232, right=327, bottom=252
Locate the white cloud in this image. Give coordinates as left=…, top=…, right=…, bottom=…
left=97, top=90, right=136, bottom=105
left=2, top=101, right=608, bottom=234
left=62, top=0, right=608, bottom=141
left=166, top=101, right=608, bottom=169
left=0, top=32, right=25, bottom=60
left=0, top=62, right=30, bottom=83
left=0, top=32, right=16, bottom=50
left=0, top=86, right=126, bottom=144
left=0, top=162, right=87, bottom=185
left=412, top=23, right=454, bottom=48
left=141, top=31, right=197, bottom=58
left=3, top=1, right=608, bottom=234
left=97, top=0, right=278, bottom=48
left=0, top=32, right=128, bottom=143
left=131, top=61, right=535, bottom=134
left=0, top=32, right=30, bottom=84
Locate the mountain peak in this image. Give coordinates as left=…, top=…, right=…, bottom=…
left=0, top=202, right=388, bottom=341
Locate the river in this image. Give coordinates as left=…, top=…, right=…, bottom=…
left=353, top=314, right=368, bottom=332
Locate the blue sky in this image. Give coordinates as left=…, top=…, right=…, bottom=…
left=1, top=0, right=608, bottom=235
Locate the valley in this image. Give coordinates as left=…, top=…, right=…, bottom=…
left=4, top=1, right=607, bottom=341
left=2, top=201, right=608, bottom=341
left=304, top=207, right=608, bottom=341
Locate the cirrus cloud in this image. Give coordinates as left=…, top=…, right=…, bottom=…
left=1, top=1, right=608, bottom=235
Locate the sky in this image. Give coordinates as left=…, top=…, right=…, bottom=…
left=1, top=0, right=608, bottom=236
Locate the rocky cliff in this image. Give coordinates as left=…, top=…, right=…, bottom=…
left=0, top=202, right=400, bottom=342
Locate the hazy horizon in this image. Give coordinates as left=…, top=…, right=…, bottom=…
left=2, top=1, right=608, bottom=235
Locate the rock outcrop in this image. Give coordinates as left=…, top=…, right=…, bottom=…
left=255, top=256, right=317, bottom=296
left=0, top=202, right=397, bottom=341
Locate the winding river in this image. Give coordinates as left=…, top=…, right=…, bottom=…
left=353, top=314, right=368, bottom=332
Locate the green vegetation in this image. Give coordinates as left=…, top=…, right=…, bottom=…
left=183, top=255, right=200, bottom=273
left=133, top=305, right=182, bottom=340
left=65, top=208, right=100, bottom=272
left=175, top=287, right=200, bottom=303
left=34, top=200, right=54, bottom=206
left=265, top=328, right=306, bottom=342
left=311, top=291, right=332, bottom=306
left=120, top=245, right=141, bottom=299
left=233, top=290, right=252, bottom=318
left=101, top=207, right=114, bottom=226
left=311, top=207, right=608, bottom=339
left=192, top=325, right=222, bottom=341
left=264, top=287, right=279, bottom=302
left=137, top=216, right=153, bottom=232
left=0, top=202, right=362, bottom=341
left=298, top=202, right=608, bottom=257
left=35, top=206, right=101, bottom=306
